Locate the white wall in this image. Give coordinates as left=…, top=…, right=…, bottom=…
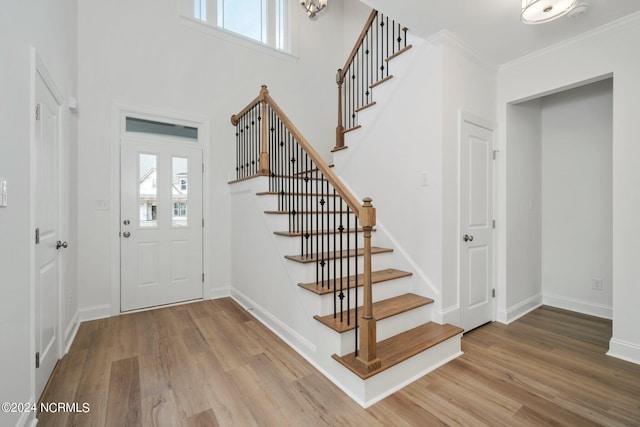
left=76, top=0, right=347, bottom=317
left=497, top=15, right=640, bottom=363
left=503, top=99, right=542, bottom=321
left=541, top=79, right=613, bottom=318
left=0, top=1, right=78, bottom=426
left=332, top=31, right=497, bottom=326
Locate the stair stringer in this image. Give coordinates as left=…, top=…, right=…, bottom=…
left=230, top=175, right=461, bottom=407
left=332, top=31, right=449, bottom=324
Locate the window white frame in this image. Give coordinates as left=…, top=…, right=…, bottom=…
left=180, top=0, right=299, bottom=59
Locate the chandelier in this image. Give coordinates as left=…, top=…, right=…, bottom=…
left=521, top=0, right=578, bottom=24
left=301, top=0, right=327, bottom=18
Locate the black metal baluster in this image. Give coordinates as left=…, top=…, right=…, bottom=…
left=315, top=167, right=319, bottom=287
left=339, top=198, right=344, bottom=324
left=346, top=204, right=350, bottom=326
left=386, top=16, right=389, bottom=76
left=376, top=13, right=379, bottom=82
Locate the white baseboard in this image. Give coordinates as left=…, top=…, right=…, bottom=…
left=15, top=403, right=37, bottom=427
left=64, top=310, right=80, bottom=354
left=543, top=294, right=612, bottom=319
left=209, top=286, right=231, bottom=300
left=78, top=304, right=111, bottom=322
left=496, top=293, right=542, bottom=324
left=230, top=289, right=316, bottom=355
left=608, top=338, right=640, bottom=365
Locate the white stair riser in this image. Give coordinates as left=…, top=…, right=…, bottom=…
left=282, top=252, right=395, bottom=284
left=257, top=194, right=354, bottom=212
left=315, top=275, right=413, bottom=316
left=328, top=304, right=432, bottom=356
left=264, top=212, right=358, bottom=232
left=273, top=232, right=372, bottom=254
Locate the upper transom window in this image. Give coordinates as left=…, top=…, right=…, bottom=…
left=191, top=0, right=289, bottom=52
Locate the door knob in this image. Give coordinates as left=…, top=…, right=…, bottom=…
left=463, top=234, right=474, bottom=242
left=56, top=241, right=68, bottom=250
left=122, top=231, right=131, bottom=238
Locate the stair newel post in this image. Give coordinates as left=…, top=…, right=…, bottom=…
left=259, top=85, right=270, bottom=176
left=356, top=197, right=381, bottom=372
left=336, top=69, right=345, bottom=150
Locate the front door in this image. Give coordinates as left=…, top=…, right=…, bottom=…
left=34, top=69, right=62, bottom=399
left=120, top=137, right=203, bottom=311
left=460, top=118, right=494, bottom=331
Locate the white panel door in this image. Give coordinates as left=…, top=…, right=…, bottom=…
left=460, top=119, right=494, bottom=331
left=120, top=137, right=203, bottom=311
left=34, top=71, right=62, bottom=399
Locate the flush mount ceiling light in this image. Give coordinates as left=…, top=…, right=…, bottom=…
left=521, top=0, right=578, bottom=24
left=301, top=0, right=327, bottom=18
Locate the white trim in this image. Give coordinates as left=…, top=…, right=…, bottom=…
left=231, top=289, right=316, bottom=354
left=543, top=293, right=612, bottom=320
left=210, top=286, right=232, bottom=299
left=17, top=407, right=37, bottom=427
left=427, top=29, right=497, bottom=73
left=63, top=310, right=80, bottom=354
left=500, top=11, right=640, bottom=71
left=110, top=102, right=211, bottom=316
left=607, top=338, right=640, bottom=365
left=79, top=304, right=112, bottom=322
left=177, top=0, right=300, bottom=63
left=496, top=293, right=543, bottom=324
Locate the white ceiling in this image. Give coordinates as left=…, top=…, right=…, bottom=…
left=360, top=0, right=640, bottom=65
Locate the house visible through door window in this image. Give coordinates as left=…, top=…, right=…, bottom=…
left=190, top=0, right=289, bottom=52
left=172, top=157, right=189, bottom=227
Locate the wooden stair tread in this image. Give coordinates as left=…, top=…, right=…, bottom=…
left=355, top=101, right=377, bottom=113
left=314, top=293, right=433, bottom=333
left=264, top=210, right=351, bottom=215
left=274, top=228, right=372, bottom=237
left=343, top=125, right=362, bottom=134
left=332, top=322, right=463, bottom=379
left=369, top=75, right=393, bottom=89
left=298, top=268, right=412, bottom=295
left=285, top=247, right=392, bottom=263
left=257, top=191, right=338, bottom=197
left=385, top=44, right=413, bottom=62
left=271, top=174, right=327, bottom=181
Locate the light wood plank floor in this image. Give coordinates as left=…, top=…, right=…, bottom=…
left=38, top=300, right=640, bottom=426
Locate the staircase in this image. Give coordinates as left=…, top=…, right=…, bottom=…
left=227, top=10, right=463, bottom=407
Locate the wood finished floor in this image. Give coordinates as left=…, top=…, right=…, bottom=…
left=38, top=300, right=640, bottom=426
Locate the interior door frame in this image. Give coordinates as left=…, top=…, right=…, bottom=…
left=110, top=104, right=211, bottom=315
left=458, top=110, right=497, bottom=329
left=29, top=48, right=66, bottom=402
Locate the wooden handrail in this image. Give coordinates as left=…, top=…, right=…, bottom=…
left=230, top=86, right=267, bottom=126
left=230, top=85, right=379, bottom=371
left=337, top=9, right=378, bottom=84
left=261, top=89, right=363, bottom=216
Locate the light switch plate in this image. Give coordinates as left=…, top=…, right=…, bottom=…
left=0, top=178, right=7, bottom=207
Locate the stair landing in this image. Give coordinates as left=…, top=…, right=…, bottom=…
left=332, top=322, right=463, bottom=379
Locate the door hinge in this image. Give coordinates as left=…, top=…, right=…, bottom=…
left=202, top=163, right=205, bottom=173
left=492, top=219, right=496, bottom=229
left=35, top=352, right=40, bottom=368
left=202, top=218, right=204, bottom=228
left=35, top=228, right=40, bottom=244
left=492, top=149, right=497, bottom=160
left=202, top=273, right=205, bottom=282
left=35, top=104, right=41, bottom=121
left=492, top=288, right=496, bottom=298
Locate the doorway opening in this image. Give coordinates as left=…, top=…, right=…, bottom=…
left=505, top=78, right=613, bottom=325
